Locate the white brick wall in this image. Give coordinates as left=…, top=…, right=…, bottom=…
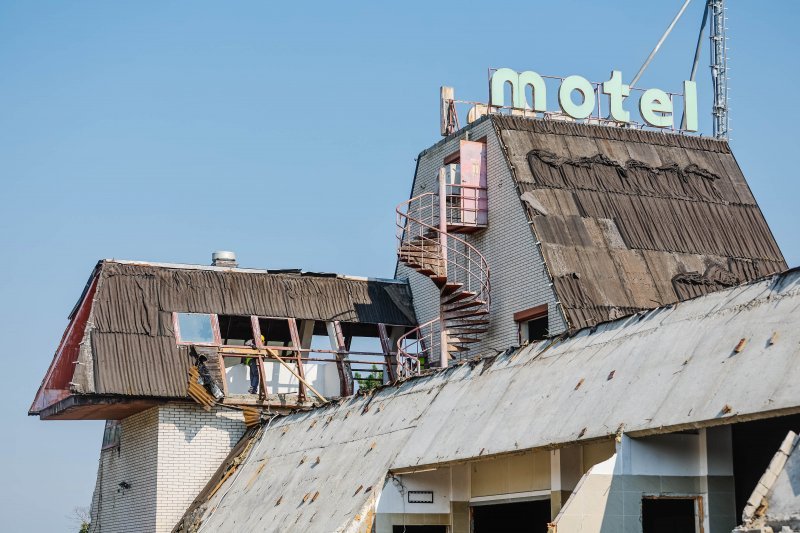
left=397, top=117, right=565, bottom=363
left=155, top=404, right=245, bottom=531
left=89, top=404, right=245, bottom=532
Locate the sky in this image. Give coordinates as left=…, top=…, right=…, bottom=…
left=1, top=1, right=797, bottom=530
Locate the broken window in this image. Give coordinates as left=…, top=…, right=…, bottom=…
left=218, top=315, right=255, bottom=346
left=641, top=497, right=699, bottom=533
left=341, top=322, right=387, bottom=392
left=524, top=317, right=549, bottom=343
left=257, top=318, right=294, bottom=348
left=514, top=305, right=548, bottom=343
left=175, top=313, right=218, bottom=345
left=101, top=420, right=121, bottom=450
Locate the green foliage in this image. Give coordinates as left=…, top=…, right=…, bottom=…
left=355, top=364, right=382, bottom=391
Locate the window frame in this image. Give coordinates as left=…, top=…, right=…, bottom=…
left=173, top=312, right=221, bottom=346
left=514, top=304, right=548, bottom=344
left=101, top=420, right=122, bottom=451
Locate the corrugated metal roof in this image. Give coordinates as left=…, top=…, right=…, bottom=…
left=491, top=116, right=787, bottom=330
left=176, top=268, right=800, bottom=532
left=71, top=260, right=416, bottom=399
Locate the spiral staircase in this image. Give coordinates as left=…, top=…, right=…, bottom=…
left=395, top=188, right=490, bottom=377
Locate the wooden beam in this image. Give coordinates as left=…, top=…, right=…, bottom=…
left=327, top=321, right=353, bottom=396
left=265, top=349, right=327, bottom=403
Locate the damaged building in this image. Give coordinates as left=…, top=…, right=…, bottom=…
left=30, top=110, right=799, bottom=533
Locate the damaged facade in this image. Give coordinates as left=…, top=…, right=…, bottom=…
left=30, top=112, right=798, bottom=532
left=29, top=259, right=417, bottom=531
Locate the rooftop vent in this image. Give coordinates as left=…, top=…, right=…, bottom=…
left=212, top=251, right=238, bottom=268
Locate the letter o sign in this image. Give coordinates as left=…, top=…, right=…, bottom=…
left=558, top=75, right=595, bottom=120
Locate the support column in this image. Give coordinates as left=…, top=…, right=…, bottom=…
left=288, top=319, right=307, bottom=402
left=327, top=321, right=353, bottom=397
left=438, top=168, right=449, bottom=368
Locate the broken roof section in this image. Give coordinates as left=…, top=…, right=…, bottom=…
left=175, top=267, right=800, bottom=533
left=29, top=260, right=416, bottom=419
left=736, top=431, right=800, bottom=531
left=491, top=115, right=787, bottom=330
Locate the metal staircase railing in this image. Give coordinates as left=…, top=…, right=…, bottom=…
left=395, top=191, right=490, bottom=377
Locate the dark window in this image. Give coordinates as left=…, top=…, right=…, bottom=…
left=525, top=316, right=549, bottom=342
left=258, top=318, right=293, bottom=347
left=392, top=526, right=447, bottom=533
left=472, top=500, right=551, bottom=533
left=218, top=315, right=255, bottom=346
left=101, top=420, right=121, bottom=450
left=641, top=498, right=697, bottom=533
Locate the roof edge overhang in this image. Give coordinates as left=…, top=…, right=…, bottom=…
left=34, top=394, right=175, bottom=420
left=29, top=264, right=102, bottom=415
left=388, top=404, right=800, bottom=475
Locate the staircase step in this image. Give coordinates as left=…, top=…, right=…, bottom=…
left=442, top=299, right=486, bottom=312
left=431, top=276, right=448, bottom=287
left=447, top=337, right=482, bottom=344
left=447, top=345, right=470, bottom=352
left=446, top=328, right=489, bottom=335
left=440, top=282, right=463, bottom=296
left=446, top=319, right=490, bottom=326
left=444, top=308, right=490, bottom=320
left=442, top=290, right=477, bottom=304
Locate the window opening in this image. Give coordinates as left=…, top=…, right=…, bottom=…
left=524, top=317, right=549, bottom=343
left=514, top=305, right=549, bottom=344
left=218, top=315, right=255, bottom=346
left=175, top=313, right=217, bottom=345
left=257, top=318, right=293, bottom=348
left=101, top=420, right=122, bottom=450
left=641, top=497, right=699, bottom=533
left=472, top=500, right=551, bottom=533
left=342, top=323, right=386, bottom=392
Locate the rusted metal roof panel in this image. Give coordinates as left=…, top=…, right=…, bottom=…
left=176, top=268, right=800, bottom=532
left=69, top=260, right=415, bottom=399
left=492, top=116, right=787, bottom=330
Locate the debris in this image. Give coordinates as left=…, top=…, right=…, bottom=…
left=242, top=407, right=261, bottom=428
left=768, top=331, right=779, bottom=346
left=607, top=370, right=615, bottom=380
left=721, top=404, right=733, bottom=415
left=311, top=491, right=319, bottom=502
left=578, top=427, right=587, bottom=438
left=574, top=378, right=584, bottom=390
left=275, top=496, right=282, bottom=506
left=354, top=485, right=363, bottom=495
left=734, top=338, right=748, bottom=353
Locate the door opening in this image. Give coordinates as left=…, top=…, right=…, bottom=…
left=641, top=497, right=698, bottom=533
left=472, top=499, right=551, bottom=533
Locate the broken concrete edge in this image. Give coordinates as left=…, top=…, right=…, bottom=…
left=739, top=431, right=799, bottom=527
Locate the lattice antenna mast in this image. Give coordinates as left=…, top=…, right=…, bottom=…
left=709, top=0, right=729, bottom=139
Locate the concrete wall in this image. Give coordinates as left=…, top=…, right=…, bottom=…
left=397, top=118, right=565, bottom=364
left=551, top=428, right=737, bottom=533
left=89, top=404, right=246, bottom=533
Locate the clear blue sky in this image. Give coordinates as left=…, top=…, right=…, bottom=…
left=1, top=1, right=797, bottom=530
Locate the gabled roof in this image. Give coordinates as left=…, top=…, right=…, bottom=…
left=30, top=260, right=416, bottom=416
left=491, top=115, right=787, bottom=330
left=175, top=267, right=800, bottom=533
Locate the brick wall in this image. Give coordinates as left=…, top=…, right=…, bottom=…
left=397, top=117, right=565, bottom=364
left=88, top=404, right=245, bottom=533
left=89, top=407, right=159, bottom=532
left=155, top=404, right=245, bottom=531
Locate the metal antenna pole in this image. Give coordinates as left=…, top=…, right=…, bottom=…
left=631, top=0, right=694, bottom=87
left=680, top=2, right=709, bottom=130
left=709, top=0, right=729, bottom=138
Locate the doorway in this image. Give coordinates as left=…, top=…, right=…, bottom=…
left=472, top=499, right=551, bottom=533
left=641, top=497, right=698, bottom=533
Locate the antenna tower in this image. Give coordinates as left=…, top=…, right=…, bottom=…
left=709, top=0, right=729, bottom=139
